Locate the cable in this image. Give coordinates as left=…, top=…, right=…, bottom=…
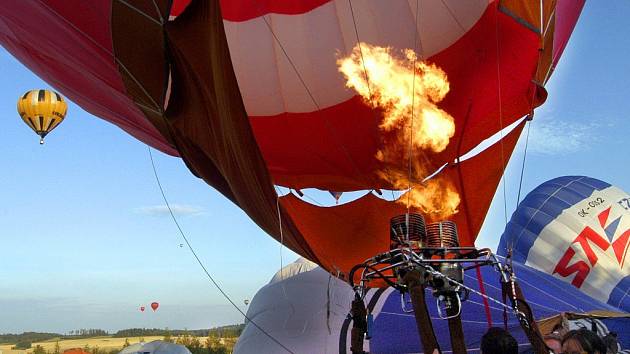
left=494, top=5, right=509, bottom=227
left=346, top=0, right=403, bottom=188
left=256, top=5, right=367, bottom=187
left=516, top=120, right=532, bottom=207
left=274, top=187, right=289, bottom=300
left=406, top=0, right=421, bottom=231
left=147, top=147, right=296, bottom=354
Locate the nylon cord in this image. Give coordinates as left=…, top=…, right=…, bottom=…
left=494, top=6, right=509, bottom=227
left=274, top=187, right=290, bottom=300
left=516, top=120, right=532, bottom=208
left=256, top=5, right=367, bottom=186
left=406, top=0, right=421, bottom=231
left=147, top=147, right=296, bottom=354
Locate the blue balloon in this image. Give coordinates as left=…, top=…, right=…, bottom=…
left=499, top=176, right=630, bottom=312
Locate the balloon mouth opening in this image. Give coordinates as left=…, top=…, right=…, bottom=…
left=38, top=132, right=48, bottom=145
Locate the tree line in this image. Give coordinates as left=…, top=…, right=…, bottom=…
left=0, top=325, right=244, bottom=345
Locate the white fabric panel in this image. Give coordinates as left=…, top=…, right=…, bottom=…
left=119, top=341, right=191, bottom=354
left=224, top=0, right=489, bottom=115
left=234, top=263, right=388, bottom=354
left=268, top=257, right=319, bottom=284
left=525, top=186, right=630, bottom=305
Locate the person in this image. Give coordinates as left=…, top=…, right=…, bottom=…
left=480, top=327, right=518, bottom=354
left=561, top=329, right=607, bottom=354
left=602, top=332, right=619, bottom=354
left=544, top=332, right=563, bottom=354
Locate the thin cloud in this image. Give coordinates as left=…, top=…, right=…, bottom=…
left=134, top=204, right=205, bottom=217
left=528, top=118, right=598, bottom=155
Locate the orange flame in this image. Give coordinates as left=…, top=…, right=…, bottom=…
left=338, top=43, right=460, bottom=217
left=338, top=43, right=455, bottom=152
left=402, top=180, right=461, bottom=219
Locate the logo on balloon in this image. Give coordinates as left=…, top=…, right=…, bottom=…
left=553, top=207, right=630, bottom=288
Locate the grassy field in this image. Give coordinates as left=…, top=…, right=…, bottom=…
left=0, top=336, right=170, bottom=354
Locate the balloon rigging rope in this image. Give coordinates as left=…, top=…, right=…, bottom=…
left=516, top=120, right=532, bottom=208
left=406, top=0, right=421, bottom=226
left=147, top=147, right=296, bottom=354
left=257, top=7, right=365, bottom=185
left=346, top=0, right=400, bottom=193
left=274, top=189, right=289, bottom=300
left=495, top=7, right=509, bottom=227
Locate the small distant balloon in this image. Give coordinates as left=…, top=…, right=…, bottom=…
left=17, top=89, right=67, bottom=144
left=244, top=299, right=249, bottom=305
left=151, top=302, right=159, bottom=311
left=140, top=306, right=145, bottom=312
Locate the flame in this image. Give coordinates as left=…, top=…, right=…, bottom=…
left=402, top=179, right=461, bottom=219
left=338, top=42, right=460, bottom=217
left=337, top=43, right=455, bottom=152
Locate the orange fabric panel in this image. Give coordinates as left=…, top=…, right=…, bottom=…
left=500, top=0, right=555, bottom=33
left=538, top=16, right=556, bottom=84
left=448, top=122, right=525, bottom=246
left=281, top=122, right=525, bottom=278
left=500, top=0, right=558, bottom=84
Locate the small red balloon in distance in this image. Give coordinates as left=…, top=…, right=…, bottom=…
left=140, top=306, right=145, bottom=312
left=151, top=302, right=159, bottom=311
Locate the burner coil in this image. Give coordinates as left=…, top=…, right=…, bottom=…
left=389, top=213, right=426, bottom=249
left=425, top=221, right=459, bottom=248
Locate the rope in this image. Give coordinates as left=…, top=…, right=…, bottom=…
left=406, top=0, right=421, bottom=232
left=475, top=265, right=494, bottom=328
left=516, top=120, right=532, bottom=207
left=147, top=147, right=296, bottom=354
left=256, top=4, right=367, bottom=185
left=494, top=4, right=509, bottom=227
left=419, top=264, right=518, bottom=313
left=346, top=0, right=401, bottom=189
left=274, top=188, right=289, bottom=300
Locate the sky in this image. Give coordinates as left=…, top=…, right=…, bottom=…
left=1, top=1, right=629, bottom=334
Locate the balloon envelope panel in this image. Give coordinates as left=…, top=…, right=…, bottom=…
left=499, top=176, right=630, bottom=313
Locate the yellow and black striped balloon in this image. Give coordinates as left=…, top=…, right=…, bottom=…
left=17, top=89, right=68, bottom=144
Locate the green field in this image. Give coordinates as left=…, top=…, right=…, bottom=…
left=0, top=335, right=234, bottom=354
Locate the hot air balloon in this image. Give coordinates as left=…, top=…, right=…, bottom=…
left=0, top=1, right=587, bottom=352
left=499, top=176, right=630, bottom=313
left=16, top=89, right=67, bottom=144
left=151, top=302, right=159, bottom=311
left=0, top=1, right=585, bottom=274
left=140, top=306, right=145, bottom=312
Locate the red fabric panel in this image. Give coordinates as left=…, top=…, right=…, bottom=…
left=249, top=96, right=385, bottom=190
left=0, top=1, right=177, bottom=156
left=251, top=3, right=540, bottom=191
left=552, top=0, right=585, bottom=67
left=177, top=0, right=328, bottom=20
left=219, top=0, right=331, bottom=22
left=280, top=121, right=525, bottom=277
left=171, top=0, right=192, bottom=17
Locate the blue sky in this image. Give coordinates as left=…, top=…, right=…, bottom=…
left=1, top=1, right=629, bottom=334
